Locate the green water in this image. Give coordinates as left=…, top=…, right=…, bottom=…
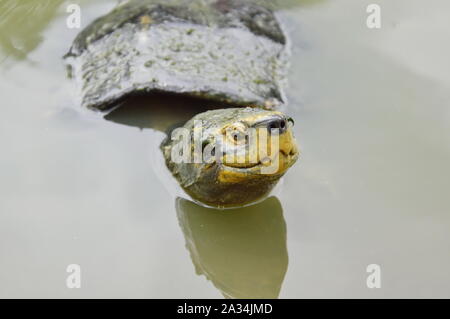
left=0, top=0, right=449, bottom=298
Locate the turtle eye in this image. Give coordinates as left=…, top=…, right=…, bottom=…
left=223, top=122, right=248, bottom=145
left=230, top=130, right=247, bottom=145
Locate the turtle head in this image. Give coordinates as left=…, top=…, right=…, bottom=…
left=164, top=108, right=299, bottom=208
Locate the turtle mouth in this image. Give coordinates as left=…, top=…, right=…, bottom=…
left=221, top=147, right=299, bottom=174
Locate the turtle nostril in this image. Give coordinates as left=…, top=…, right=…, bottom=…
left=266, top=118, right=287, bottom=133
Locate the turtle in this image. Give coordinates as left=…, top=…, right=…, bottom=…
left=66, top=0, right=300, bottom=208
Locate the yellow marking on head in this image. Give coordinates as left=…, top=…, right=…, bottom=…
left=218, top=169, right=254, bottom=184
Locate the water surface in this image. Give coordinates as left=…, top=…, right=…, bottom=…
left=0, top=0, right=449, bottom=298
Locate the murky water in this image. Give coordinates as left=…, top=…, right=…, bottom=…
left=1, top=0, right=449, bottom=298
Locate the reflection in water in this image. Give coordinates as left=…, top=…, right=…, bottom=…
left=176, top=197, right=288, bottom=299
left=0, top=0, right=64, bottom=62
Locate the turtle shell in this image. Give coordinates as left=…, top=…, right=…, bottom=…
left=66, top=0, right=288, bottom=111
